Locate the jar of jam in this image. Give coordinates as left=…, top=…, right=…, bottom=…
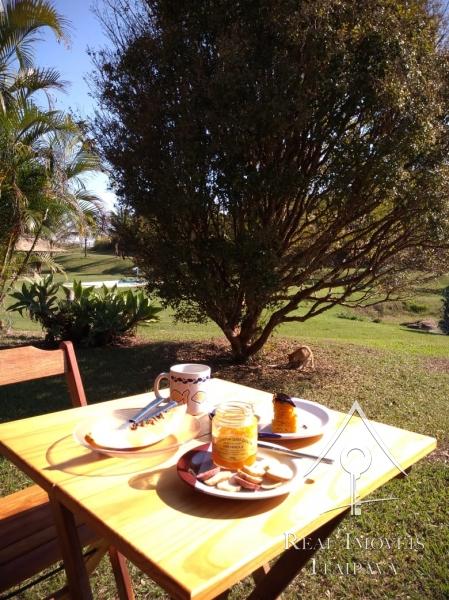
left=212, top=401, right=257, bottom=469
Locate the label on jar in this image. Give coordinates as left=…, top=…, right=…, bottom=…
left=213, top=425, right=257, bottom=462
left=214, top=435, right=257, bottom=462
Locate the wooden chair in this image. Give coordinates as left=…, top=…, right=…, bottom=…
left=0, top=341, right=134, bottom=599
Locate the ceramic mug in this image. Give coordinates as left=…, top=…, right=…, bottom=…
left=154, top=364, right=211, bottom=416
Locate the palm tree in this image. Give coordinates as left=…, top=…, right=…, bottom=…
left=0, top=0, right=68, bottom=110
left=0, top=0, right=67, bottom=299
left=0, top=95, right=70, bottom=300
left=39, top=129, right=104, bottom=260
left=0, top=1, right=103, bottom=304
left=0, top=105, right=104, bottom=302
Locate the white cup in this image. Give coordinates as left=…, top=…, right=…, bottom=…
left=153, top=363, right=211, bottom=416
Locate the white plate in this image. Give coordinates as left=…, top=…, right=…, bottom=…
left=177, top=444, right=303, bottom=500
left=73, top=405, right=196, bottom=458
left=257, top=398, right=331, bottom=439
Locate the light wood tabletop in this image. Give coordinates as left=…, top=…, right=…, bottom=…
left=0, top=378, right=436, bottom=600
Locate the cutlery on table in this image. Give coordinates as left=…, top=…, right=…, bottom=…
left=129, top=398, right=176, bottom=428
left=257, top=440, right=334, bottom=464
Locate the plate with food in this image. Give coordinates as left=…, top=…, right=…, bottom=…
left=177, top=443, right=302, bottom=500
left=256, top=393, right=331, bottom=440
left=73, top=403, right=198, bottom=458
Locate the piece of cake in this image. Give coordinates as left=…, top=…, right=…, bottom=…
left=272, top=392, right=297, bottom=433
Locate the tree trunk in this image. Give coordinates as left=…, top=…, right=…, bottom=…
left=0, top=228, right=20, bottom=305
left=227, top=335, right=249, bottom=363
left=223, top=310, right=282, bottom=363
left=2, top=223, right=45, bottom=303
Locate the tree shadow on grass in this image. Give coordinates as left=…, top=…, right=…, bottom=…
left=0, top=339, right=228, bottom=423
left=400, top=327, right=444, bottom=336
left=0, top=337, right=317, bottom=424
left=102, top=265, right=135, bottom=276
left=61, top=259, right=119, bottom=274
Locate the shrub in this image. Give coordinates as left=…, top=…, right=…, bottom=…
left=93, top=236, right=114, bottom=252
left=336, top=312, right=365, bottom=322
left=8, top=275, right=161, bottom=346
left=402, top=301, right=429, bottom=314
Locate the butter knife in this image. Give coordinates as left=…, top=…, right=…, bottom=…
left=128, top=397, right=167, bottom=428
left=257, top=440, right=334, bottom=464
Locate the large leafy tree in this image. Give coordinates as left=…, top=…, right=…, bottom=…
left=94, top=0, right=449, bottom=361
left=0, top=1, right=102, bottom=304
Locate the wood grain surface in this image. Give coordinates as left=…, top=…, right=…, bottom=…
left=0, top=379, right=436, bottom=600
left=0, top=341, right=87, bottom=406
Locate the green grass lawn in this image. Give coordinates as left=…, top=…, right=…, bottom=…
left=0, top=251, right=448, bottom=599
left=53, top=250, right=135, bottom=281
left=4, top=250, right=448, bottom=358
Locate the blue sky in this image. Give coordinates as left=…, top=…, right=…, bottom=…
left=34, top=0, right=116, bottom=210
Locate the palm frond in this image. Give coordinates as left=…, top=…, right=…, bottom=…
left=72, top=188, right=104, bottom=214
left=21, top=207, right=41, bottom=232
left=26, top=251, right=65, bottom=274
left=66, top=150, right=102, bottom=179
left=9, top=66, right=66, bottom=95
left=16, top=107, right=69, bottom=144
left=0, top=0, right=69, bottom=71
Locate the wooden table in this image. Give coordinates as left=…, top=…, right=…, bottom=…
left=0, top=378, right=436, bottom=599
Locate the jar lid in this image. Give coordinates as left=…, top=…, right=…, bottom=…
left=214, top=401, right=254, bottom=423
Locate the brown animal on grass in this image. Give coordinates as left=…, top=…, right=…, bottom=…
left=287, top=346, right=315, bottom=370
left=267, top=345, right=315, bottom=370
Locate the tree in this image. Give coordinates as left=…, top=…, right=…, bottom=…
left=39, top=129, right=103, bottom=260
left=0, top=1, right=103, bottom=304
left=0, top=114, right=103, bottom=302
left=0, top=0, right=68, bottom=110
left=93, top=0, right=449, bottom=361
left=440, top=286, right=449, bottom=334
left=108, top=206, right=134, bottom=257
left=0, top=95, right=68, bottom=302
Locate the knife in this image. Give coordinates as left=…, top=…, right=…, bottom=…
left=258, top=432, right=283, bottom=439
left=257, top=440, right=334, bottom=464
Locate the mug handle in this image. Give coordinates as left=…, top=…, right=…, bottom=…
left=154, top=372, right=170, bottom=399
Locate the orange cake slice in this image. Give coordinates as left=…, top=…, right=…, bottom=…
left=272, top=392, right=297, bottom=433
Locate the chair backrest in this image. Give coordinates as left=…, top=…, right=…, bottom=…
left=0, top=341, right=87, bottom=407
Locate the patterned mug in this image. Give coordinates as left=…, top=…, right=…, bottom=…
left=154, top=364, right=211, bottom=416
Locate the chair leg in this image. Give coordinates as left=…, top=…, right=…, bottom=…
left=108, top=546, right=135, bottom=600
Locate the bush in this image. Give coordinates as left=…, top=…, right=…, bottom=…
left=8, top=275, right=162, bottom=346
left=336, top=312, right=365, bottom=322
left=93, top=236, right=114, bottom=252
left=403, top=300, right=429, bottom=314
left=440, top=286, right=449, bottom=334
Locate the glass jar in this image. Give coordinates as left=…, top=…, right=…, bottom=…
left=211, top=401, right=257, bottom=469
